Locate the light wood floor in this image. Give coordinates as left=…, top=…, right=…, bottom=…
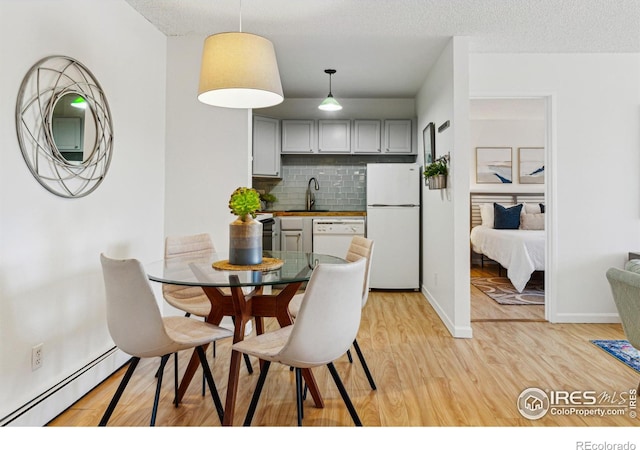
left=48, top=271, right=638, bottom=428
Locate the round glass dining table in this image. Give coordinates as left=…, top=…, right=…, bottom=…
left=146, top=250, right=346, bottom=288
left=145, top=250, right=346, bottom=426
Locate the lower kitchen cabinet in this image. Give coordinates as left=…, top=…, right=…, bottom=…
left=279, top=217, right=309, bottom=252
left=281, top=230, right=304, bottom=252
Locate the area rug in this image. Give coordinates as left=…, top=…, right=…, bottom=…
left=591, top=339, right=640, bottom=373
left=471, top=276, right=544, bottom=305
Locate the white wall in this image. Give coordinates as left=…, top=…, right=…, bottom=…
left=0, top=0, right=166, bottom=424
left=417, top=37, right=471, bottom=338
left=470, top=53, right=640, bottom=322
left=164, top=36, right=252, bottom=256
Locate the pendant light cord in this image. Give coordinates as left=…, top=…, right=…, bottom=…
left=239, top=0, right=242, bottom=32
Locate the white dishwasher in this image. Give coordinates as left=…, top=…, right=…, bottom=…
left=312, top=219, right=365, bottom=258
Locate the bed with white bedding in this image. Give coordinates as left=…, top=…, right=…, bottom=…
left=470, top=225, right=544, bottom=292
left=469, top=193, right=545, bottom=293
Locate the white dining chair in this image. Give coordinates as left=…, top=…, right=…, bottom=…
left=163, top=233, right=216, bottom=318
left=233, top=257, right=367, bottom=426
left=163, top=233, right=253, bottom=385
left=288, top=236, right=376, bottom=390
left=99, top=254, right=233, bottom=426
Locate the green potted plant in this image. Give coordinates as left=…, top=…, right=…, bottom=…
left=259, top=192, right=277, bottom=210
left=423, top=157, right=448, bottom=190
left=228, top=187, right=262, bottom=265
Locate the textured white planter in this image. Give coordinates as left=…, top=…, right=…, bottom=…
left=229, top=216, right=263, bottom=265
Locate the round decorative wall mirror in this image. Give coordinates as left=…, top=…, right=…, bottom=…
left=15, top=56, right=113, bottom=198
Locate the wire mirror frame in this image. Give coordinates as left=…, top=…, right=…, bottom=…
left=15, top=55, right=114, bottom=198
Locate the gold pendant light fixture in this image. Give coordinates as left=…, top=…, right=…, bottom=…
left=198, top=1, right=284, bottom=109
left=318, top=69, right=342, bottom=111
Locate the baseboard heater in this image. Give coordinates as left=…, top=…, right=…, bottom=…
left=1, top=346, right=128, bottom=426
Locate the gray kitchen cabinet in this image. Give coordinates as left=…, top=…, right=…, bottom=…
left=352, top=119, right=382, bottom=154
left=280, top=217, right=306, bottom=252
left=318, top=119, right=351, bottom=153
left=252, top=115, right=281, bottom=177
left=281, top=120, right=315, bottom=154
left=281, top=230, right=303, bottom=252
left=383, top=119, right=413, bottom=154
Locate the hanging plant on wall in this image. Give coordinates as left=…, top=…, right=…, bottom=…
left=423, top=154, right=449, bottom=190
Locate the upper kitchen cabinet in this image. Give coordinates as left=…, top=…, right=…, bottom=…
left=252, top=115, right=281, bottom=177
left=318, top=120, right=351, bottom=153
left=383, top=119, right=413, bottom=154
left=281, top=119, right=315, bottom=154
left=352, top=119, right=382, bottom=154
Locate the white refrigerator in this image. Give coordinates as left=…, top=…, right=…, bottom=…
left=366, top=163, right=420, bottom=289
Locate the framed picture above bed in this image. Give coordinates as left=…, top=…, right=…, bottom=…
left=518, top=147, right=545, bottom=184
left=476, top=147, right=512, bottom=184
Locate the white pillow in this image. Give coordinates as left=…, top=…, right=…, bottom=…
left=524, top=203, right=542, bottom=214
left=479, top=203, right=494, bottom=227
left=520, top=213, right=545, bottom=230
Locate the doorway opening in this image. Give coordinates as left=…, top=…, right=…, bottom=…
left=468, top=97, right=550, bottom=322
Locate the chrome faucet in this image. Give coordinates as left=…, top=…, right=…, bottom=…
left=306, top=177, right=320, bottom=211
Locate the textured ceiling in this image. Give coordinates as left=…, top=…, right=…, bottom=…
left=125, top=0, right=640, bottom=98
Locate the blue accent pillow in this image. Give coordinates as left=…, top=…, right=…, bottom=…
left=494, top=203, right=523, bottom=229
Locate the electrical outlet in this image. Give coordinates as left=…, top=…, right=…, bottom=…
left=32, top=343, right=43, bottom=370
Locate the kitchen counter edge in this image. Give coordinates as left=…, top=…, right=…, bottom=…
left=268, top=211, right=366, bottom=217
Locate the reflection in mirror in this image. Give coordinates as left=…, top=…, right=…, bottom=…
left=51, top=93, right=97, bottom=164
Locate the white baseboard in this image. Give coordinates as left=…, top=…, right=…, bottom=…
left=1, top=347, right=129, bottom=427
left=421, top=286, right=473, bottom=338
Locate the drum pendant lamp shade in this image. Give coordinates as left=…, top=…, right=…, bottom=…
left=198, top=32, right=284, bottom=109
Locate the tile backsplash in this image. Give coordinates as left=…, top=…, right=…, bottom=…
left=253, top=155, right=415, bottom=211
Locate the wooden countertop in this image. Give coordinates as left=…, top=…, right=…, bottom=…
left=269, top=211, right=366, bottom=217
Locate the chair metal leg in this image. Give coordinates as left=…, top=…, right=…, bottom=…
left=352, top=339, right=377, bottom=390
left=99, top=357, right=140, bottom=426
left=244, top=353, right=253, bottom=374
left=150, top=354, right=170, bottom=426
left=346, top=349, right=353, bottom=363
left=174, top=352, right=179, bottom=406
left=196, top=345, right=225, bottom=424
left=243, top=361, right=271, bottom=426
left=326, top=362, right=362, bottom=426
left=295, top=368, right=304, bottom=426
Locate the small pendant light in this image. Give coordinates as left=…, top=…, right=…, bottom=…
left=318, top=69, right=342, bottom=111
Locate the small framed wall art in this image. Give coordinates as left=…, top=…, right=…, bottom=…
left=423, top=122, right=435, bottom=164
left=476, top=147, right=512, bottom=184
left=518, top=147, right=545, bottom=184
